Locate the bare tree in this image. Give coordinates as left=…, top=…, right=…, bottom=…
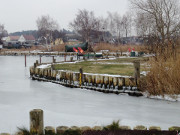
left=122, top=12, right=132, bottom=38
left=69, top=9, right=100, bottom=42
left=106, top=12, right=123, bottom=44
left=36, top=15, right=59, bottom=44
left=114, top=13, right=123, bottom=44
left=130, top=0, right=180, bottom=56
left=0, top=24, right=8, bottom=44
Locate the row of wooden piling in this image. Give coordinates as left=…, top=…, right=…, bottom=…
left=2, top=109, right=179, bottom=135
left=0, top=51, right=78, bottom=56
left=0, top=50, right=124, bottom=57
left=30, top=64, right=138, bottom=91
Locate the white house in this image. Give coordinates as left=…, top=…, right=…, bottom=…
left=18, top=35, right=35, bottom=44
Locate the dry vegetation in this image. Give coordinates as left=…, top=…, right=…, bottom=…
left=93, top=43, right=148, bottom=53
left=140, top=44, right=180, bottom=96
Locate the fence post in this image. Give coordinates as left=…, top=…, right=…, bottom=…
left=79, top=68, right=83, bottom=87
left=133, top=61, right=140, bottom=86
left=40, top=55, right=42, bottom=64
left=64, top=53, right=66, bottom=62
left=30, top=109, right=44, bottom=135
left=25, top=55, right=27, bottom=67
left=45, top=126, right=55, bottom=135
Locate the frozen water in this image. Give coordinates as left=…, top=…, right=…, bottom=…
left=0, top=56, right=180, bottom=134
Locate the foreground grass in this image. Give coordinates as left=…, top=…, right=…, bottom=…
left=54, top=57, right=148, bottom=76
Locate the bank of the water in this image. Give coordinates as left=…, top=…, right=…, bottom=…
left=0, top=56, right=180, bottom=134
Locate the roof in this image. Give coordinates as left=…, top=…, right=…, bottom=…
left=23, top=35, right=35, bottom=41
left=9, top=36, right=20, bottom=41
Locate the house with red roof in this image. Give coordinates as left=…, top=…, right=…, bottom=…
left=6, top=36, right=20, bottom=43
left=18, top=35, right=35, bottom=44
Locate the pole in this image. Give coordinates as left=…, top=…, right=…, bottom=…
left=64, top=53, right=66, bottom=62
left=30, top=109, right=44, bottom=135
left=79, top=68, right=83, bottom=87
left=25, top=55, right=26, bottom=67
left=133, top=61, right=140, bottom=86
left=40, top=55, right=42, bottom=64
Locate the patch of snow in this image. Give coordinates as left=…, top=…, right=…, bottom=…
left=140, top=71, right=149, bottom=76
left=37, top=64, right=51, bottom=69
left=144, top=92, right=180, bottom=102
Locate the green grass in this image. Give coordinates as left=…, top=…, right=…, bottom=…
left=54, top=57, right=148, bottom=76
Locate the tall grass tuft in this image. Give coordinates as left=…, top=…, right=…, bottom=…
left=103, top=120, right=120, bottom=131
left=17, top=127, right=31, bottom=135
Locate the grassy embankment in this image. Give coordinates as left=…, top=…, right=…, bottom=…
left=54, top=57, right=149, bottom=76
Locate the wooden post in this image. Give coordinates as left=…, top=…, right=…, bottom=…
left=30, top=109, right=44, bottom=135
left=79, top=68, right=83, bottom=87
left=36, top=60, right=38, bottom=65
left=56, top=126, right=69, bottom=135
left=64, top=53, right=66, bottom=62
left=45, top=126, right=55, bottom=135
left=94, top=52, right=96, bottom=60
left=52, top=56, right=54, bottom=63
left=133, top=61, right=140, bottom=86
left=40, top=55, right=42, bottom=64
left=70, top=57, right=73, bottom=62
left=77, top=53, right=79, bottom=60
left=88, top=53, right=89, bottom=59
left=25, top=55, right=26, bottom=67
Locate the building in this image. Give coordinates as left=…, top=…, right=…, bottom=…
left=18, top=35, right=35, bottom=44
left=6, top=36, right=20, bottom=43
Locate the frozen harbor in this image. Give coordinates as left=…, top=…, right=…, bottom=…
left=0, top=56, right=180, bottom=133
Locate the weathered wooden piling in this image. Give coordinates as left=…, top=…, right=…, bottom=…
left=87, top=74, right=92, bottom=86
left=70, top=57, right=73, bottom=62
left=92, top=126, right=102, bottom=131
left=56, top=126, right=69, bottom=135
left=80, top=126, right=91, bottom=131
left=119, top=125, right=131, bottom=130
left=40, top=55, right=42, bottom=64
left=133, top=125, right=147, bottom=130
left=108, top=76, right=113, bottom=89
left=91, top=75, right=96, bottom=86
left=104, top=76, right=109, bottom=89
left=52, top=56, right=56, bottom=63
left=25, top=55, right=27, bottom=67
left=64, top=53, right=66, bottom=62
left=44, top=126, right=55, bottom=135
left=133, top=61, right=140, bottom=86
left=118, top=77, right=125, bottom=90
left=149, top=126, right=161, bottom=131
left=100, top=76, right=104, bottom=88
left=79, top=68, right=83, bottom=87
left=30, top=109, right=44, bottom=135
left=113, top=77, right=118, bottom=89
left=95, top=75, right=101, bottom=87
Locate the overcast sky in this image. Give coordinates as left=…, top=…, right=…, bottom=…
left=0, top=0, right=129, bottom=33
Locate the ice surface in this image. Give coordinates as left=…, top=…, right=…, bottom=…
left=0, top=56, right=180, bottom=134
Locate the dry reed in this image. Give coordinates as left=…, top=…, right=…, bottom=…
left=140, top=54, right=180, bottom=96
left=93, top=43, right=147, bottom=53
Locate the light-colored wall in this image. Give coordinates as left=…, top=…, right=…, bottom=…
left=18, top=35, right=26, bottom=43
left=5, top=37, right=11, bottom=42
